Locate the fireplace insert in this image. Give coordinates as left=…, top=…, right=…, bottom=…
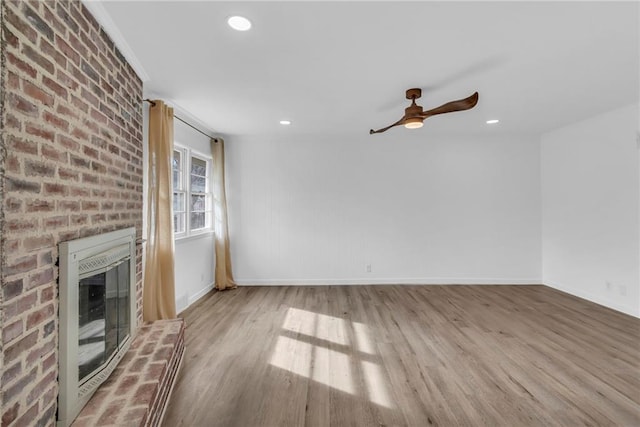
left=58, top=228, right=137, bottom=427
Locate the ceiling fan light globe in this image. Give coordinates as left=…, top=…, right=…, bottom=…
left=404, top=118, right=424, bottom=129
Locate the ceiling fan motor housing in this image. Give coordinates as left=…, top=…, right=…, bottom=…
left=405, top=104, right=423, bottom=117
left=405, top=88, right=424, bottom=118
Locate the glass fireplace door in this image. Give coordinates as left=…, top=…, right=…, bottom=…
left=78, top=257, right=130, bottom=382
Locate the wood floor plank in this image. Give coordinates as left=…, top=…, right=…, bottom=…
left=163, top=285, right=640, bottom=427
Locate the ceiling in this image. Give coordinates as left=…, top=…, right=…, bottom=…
left=92, top=1, right=638, bottom=138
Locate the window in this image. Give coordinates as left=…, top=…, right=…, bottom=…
left=172, top=144, right=213, bottom=238
left=173, top=149, right=186, bottom=234
left=189, top=156, right=210, bottom=230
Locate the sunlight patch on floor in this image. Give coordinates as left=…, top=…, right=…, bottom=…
left=270, top=336, right=312, bottom=379
left=270, top=336, right=355, bottom=394
left=313, top=346, right=355, bottom=394
left=362, top=360, right=394, bottom=408
left=282, top=307, right=349, bottom=346
left=352, top=321, right=375, bottom=355
left=270, top=307, right=395, bottom=408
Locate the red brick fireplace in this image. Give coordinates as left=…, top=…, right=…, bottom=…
left=1, top=1, right=144, bottom=425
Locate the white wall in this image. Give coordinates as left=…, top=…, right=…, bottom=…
left=541, top=103, right=640, bottom=317
left=173, top=120, right=215, bottom=313
left=226, top=132, right=541, bottom=285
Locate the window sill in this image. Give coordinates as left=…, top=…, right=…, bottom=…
left=174, top=230, right=214, bottom=244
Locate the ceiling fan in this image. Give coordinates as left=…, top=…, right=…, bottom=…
left=369, top=88, right=479, bottom=134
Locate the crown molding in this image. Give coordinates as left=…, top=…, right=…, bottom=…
left=81, top=0, right=150, bottom=82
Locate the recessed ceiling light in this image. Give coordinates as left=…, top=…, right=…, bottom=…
left=228, top=16, right=251, bottom=31
left=486, top=119, right=500, bottom=124
left=279, top=120, right=291, bottom=125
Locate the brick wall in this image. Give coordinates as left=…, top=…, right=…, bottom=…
left=0, top=1, right=144, bottom=425
left=1, top=2, right=6, bottom=424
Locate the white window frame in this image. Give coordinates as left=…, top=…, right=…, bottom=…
left=172, top=142, right=213, bottom=240
left=172, top=146, right=187, bottom=238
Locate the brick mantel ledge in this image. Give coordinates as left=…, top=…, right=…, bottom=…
left=71, top=319, right=185, bottom=427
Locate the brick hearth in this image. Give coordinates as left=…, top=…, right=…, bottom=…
left=72, top=319, right=185, bottom=427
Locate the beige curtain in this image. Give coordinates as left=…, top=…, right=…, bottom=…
left=143, top=100, right=177, bottom=321
left=212, top=138, right=237, bottom=291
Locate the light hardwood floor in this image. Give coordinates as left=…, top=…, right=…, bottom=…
left=162, top=285, right=640, bottom=426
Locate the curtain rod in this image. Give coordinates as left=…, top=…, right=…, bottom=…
left=143, top=99, right=218, bottom=142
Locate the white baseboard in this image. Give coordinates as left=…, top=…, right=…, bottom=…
left=175, top=294, right=189, bottom=314
left=188, top=282, right=215, bottom=305
left=176, top=283, right=215, bottom=315
left=543, top=279, right=639, bottom=318
left=235, top=277, right=542, bottom=286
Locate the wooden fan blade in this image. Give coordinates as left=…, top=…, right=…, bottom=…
left=370, top=117, right=406, bottom=134
left=420, top=92, right=479, bottom=118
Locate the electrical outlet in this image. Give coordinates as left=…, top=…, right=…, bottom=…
left=366, top=264, right=372, bottom=273
left=605, top=281, right=612, bottom=291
